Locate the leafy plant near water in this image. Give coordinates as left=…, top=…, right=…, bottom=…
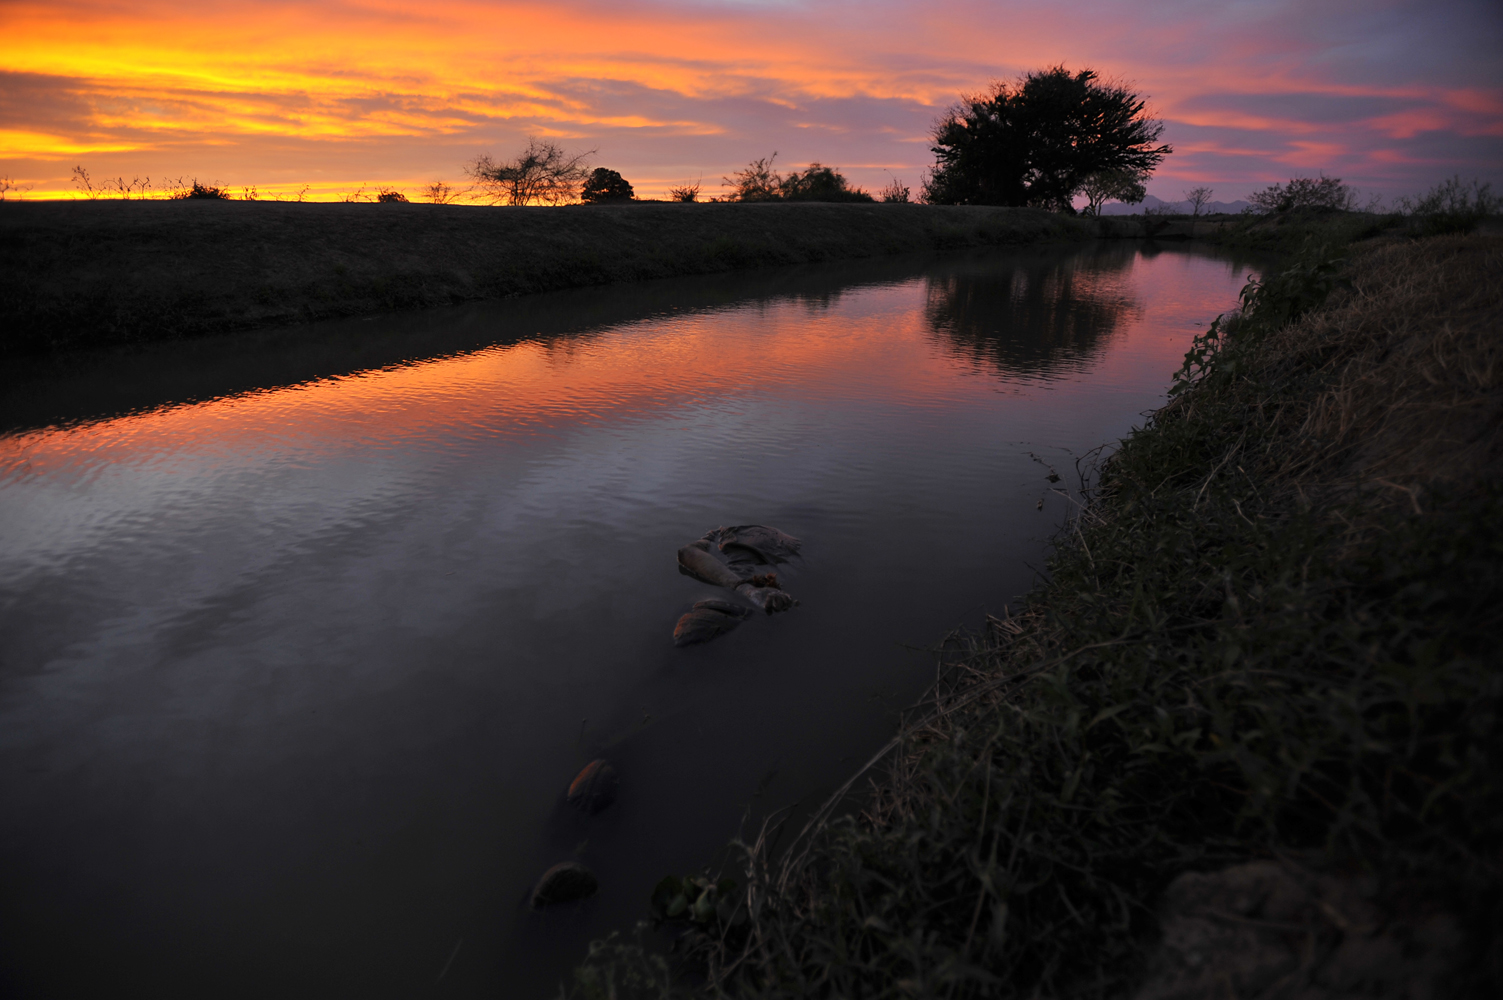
left=566, top=234, right=1503, bottom=998
left=1171, top=242, right=1347, bottom=391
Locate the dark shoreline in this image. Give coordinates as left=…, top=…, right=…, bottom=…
left=1, top=201, right=1096, bottom=358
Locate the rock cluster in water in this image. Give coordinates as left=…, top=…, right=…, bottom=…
left=674, top=525, right=801, bottom=645
left=531, top=524, right=803, bottom=908
left=531, top=759, right=618, bottom=909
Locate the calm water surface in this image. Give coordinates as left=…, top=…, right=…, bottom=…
left=0, top=244, right=1261, bottom=997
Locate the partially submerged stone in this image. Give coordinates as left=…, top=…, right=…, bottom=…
left=711, top=524, right=802, bottom=565
left=531, top=861, right=598, bottom=908
left=677, top=540, right=748, bottom=588
left=735, top=582, right=797, bottom=614
left=566, top=759, right=619, bottom=814
left=674, top=525, right=801, bottom=644
left=673, top=599, right=753, bottom=646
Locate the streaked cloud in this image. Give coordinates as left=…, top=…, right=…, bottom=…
left=1, top=0, right=1498, bottom=201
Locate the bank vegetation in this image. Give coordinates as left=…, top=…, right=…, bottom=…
left=0, top=201, right=1090, bottom=358
left=569, top=230, right=1503, bottom=998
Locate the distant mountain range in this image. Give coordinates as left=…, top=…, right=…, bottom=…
left=1098, top=194, right=1251, bottom=215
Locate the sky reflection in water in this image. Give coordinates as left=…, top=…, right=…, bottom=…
left=0, top=244, right=1259, bottom=997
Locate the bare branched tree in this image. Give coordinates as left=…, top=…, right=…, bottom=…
left=467, top=138, right=595, bottom=206
left=1184, top=186, right=1213, bottom=217
left=0, top=176, right=28, bottom=201
left=1077, top=169, right=1148, bottom=216
left=424, top=180, right=464, bottom=204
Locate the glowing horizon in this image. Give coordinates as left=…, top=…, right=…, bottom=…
left=2, top=0, right=1499, bottom=203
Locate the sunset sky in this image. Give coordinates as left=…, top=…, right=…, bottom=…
left=2, top=0, right=1500, bottom=203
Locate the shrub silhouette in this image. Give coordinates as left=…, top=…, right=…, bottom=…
left=879, top=177, right=911, bottom=203
left=171, top=180, right=231, bottom=200
left=1401, top=175, right=1500, bottom=235
left=924, top=66, right=1170, bottom=211
left=668, top=181, right=700, bottom=202
left=423, top=181, right=462, bottom=204
left=780, top=164, right=873, bottom=202
left=580, top=168, right=634, bottom=203
left=376, top=189, right=408, bottom=203
left=723, top=154, right=784, bottom=201
left=722, top=154, right=873, bottom=202
left=1247, top=175, right=1355, bottom=214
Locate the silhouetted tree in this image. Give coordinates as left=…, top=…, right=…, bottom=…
left=580, top=168, right=635, bottom=203
left=468, top=138, right=594, bottom=206
left=1078, top=169, right=1148, bottom=216
left=376, top=188, right=408, bottom=203
left=1184, top=186, right=1213, bottom=216
left=668, top=181, right=700, bottom=202
left=924, top=67, right=1170, bottom=212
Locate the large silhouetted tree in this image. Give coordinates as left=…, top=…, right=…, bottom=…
left=923, top=67, right=1170, bottom=212
left=580, top=168, right=635, bottom=203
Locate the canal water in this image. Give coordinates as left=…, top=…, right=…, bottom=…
left=0, top=242, right=1262, bottom=997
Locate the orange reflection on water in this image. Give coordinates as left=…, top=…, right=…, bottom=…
left=0, top=252, right=1242, bottom=491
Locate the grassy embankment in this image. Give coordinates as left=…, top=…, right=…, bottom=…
left=1095, top=209, right=1409, bottom=249
left=572, top=231, right=1503, bottom=997
left=0, top=201, right=1090, bottom=357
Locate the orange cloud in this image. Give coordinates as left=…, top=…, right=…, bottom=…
left=2, top=0, right=1499, bottom=200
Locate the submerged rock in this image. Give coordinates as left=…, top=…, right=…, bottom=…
left=673, top=599, right=753, bottom=646
left=531, top=861, right=599, bottom=908
left=735, top=582, right=797, bottom=614
left=673, top=525, right=802, bottom=643
left=711, top=524, right=802, bottom=565
left=566, top=759, right=619, bottom=814
left=677, top=540, right=749, bottom=588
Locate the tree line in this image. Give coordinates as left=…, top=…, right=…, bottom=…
left=47, top=63, right=1495, bottom=215
left=462, top=66, right=1169, bottom=210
